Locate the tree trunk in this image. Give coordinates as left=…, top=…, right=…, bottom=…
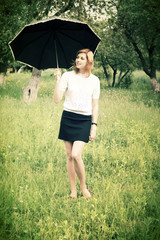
left=151, top=78, right=160, bottom=93
left=102, top=64, right=110, bottom=87
left=116, top=70, right=130, bottom=87
left=125, top=33, right=159, bottom=92
left=23, top=68, right=41, bottom=104
left=0, top=73, right=6, bottom=87
left=101, top=53, right=111, bottom=87
left=149, top=66, right=160, bottom=93
left=112, top=69, right=117, bottom=87
left=117, top=71, right=122, bottom=87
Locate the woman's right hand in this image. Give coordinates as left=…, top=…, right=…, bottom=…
left=54, top=68, right=61, bottom=81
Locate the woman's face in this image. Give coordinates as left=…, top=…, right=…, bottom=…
left=75, top=53, right=87, bottom=70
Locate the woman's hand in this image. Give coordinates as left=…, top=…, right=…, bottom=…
left=89, top=125, right=97, bottom=141
left=54, top=68, right=61, bottom=81
left=53, top=68, right=64, bottom=103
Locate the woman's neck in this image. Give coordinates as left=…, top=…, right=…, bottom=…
left=79, top=68, right=86, bottom=74
left=78, top=69, right=91, bottom=78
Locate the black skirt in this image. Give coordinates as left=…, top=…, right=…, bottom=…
left=58, top=110, right=92, bottom=143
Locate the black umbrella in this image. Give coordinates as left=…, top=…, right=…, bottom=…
left=9, top=17, right=101, bottom=70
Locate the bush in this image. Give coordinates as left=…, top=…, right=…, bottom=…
left=120, top=74, right=133, bottom=89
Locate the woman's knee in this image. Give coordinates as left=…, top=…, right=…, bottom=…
left=64, top=141, right=73, bottom=162
left=66, top=152, right=72, bottom=161
left=71, top=141, right=84, bottom=162
left=71, top=152, right=81, bottom=162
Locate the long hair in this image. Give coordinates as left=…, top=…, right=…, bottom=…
left=73, top=49, right=94, bottom=76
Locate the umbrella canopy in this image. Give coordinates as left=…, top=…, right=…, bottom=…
left=9, top=17, right=101, bottom=70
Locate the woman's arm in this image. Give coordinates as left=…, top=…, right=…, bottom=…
left=53, top=69, right=64, bottom=103
left=89, top=99, right=99, bottom=141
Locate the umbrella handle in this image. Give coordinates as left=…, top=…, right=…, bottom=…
left=54, top=39, right=59, bottom=69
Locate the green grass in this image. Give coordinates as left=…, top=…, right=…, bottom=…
left=0, top=71, right=160, bottom=239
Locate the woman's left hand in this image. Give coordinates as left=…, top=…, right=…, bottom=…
left=89, top=125, right=97, bottom=141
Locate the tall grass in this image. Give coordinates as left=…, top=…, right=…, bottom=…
left=0, top=71, right=160, bottom=239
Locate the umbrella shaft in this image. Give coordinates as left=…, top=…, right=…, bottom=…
left=54, top=40, right=59, bottom=69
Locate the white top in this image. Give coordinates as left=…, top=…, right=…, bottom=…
left=59, top=71, right=100, bottom=115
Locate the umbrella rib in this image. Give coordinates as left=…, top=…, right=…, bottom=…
left=38, top=31, right=53, bottom=69
left=56, top=37, right=73, bottom=68
left=59, top=24, right=101, bottom=41
left=58, top=30, right=86, bottom=47
left=16, top=31, right=49, bottom=59
left=10, top=18, right=101, bottom=69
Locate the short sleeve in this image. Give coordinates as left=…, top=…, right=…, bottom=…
left=59, top=72, right=68, bottom=92
left=92, top=78, right=100, bottom=99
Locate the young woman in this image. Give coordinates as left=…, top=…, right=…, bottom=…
left=53, top=49, right=100, bottom=199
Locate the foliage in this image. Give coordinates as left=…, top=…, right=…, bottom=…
left=0, top=71, right=160, bottom=239
left=0, top=0, right=106, bottom=73
left=93, top=19, right=138, bottom=87
left=63, top=0, right=107, bottom=21
left=0, top=0, right=25, bottom=72
left=119, top=73, right=133, bottom=89
left=0, top=0, right=56, bottom=72
left=115, top=0, right=160, bottom=78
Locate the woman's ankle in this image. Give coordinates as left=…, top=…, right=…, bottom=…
left=70, top=189, right=77, bottom=198
left=80, top=185, right=87, bottom=192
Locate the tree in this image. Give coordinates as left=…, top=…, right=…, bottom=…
left=93, top=19, right=137, bottom=87
left=0, top=0, right=77, bottom=74
left=23, top=67, right=41, bottom=104
left=0, top=0, right=77, bottom=99
left=0, top=0, right=106, bottom=101
left=0, top=0, right=106, bottom=74
left=113, top=0, right=160, bottom=92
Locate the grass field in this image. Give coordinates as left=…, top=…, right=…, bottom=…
left=0, top=70, right=160, bottom=239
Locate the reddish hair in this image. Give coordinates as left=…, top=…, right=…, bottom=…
left=74, top=49, right=94, bottom=76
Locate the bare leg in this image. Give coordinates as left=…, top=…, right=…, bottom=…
left=72, top=141, right=91, bottom=198
left=64, top=141, right=77, bottom=198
